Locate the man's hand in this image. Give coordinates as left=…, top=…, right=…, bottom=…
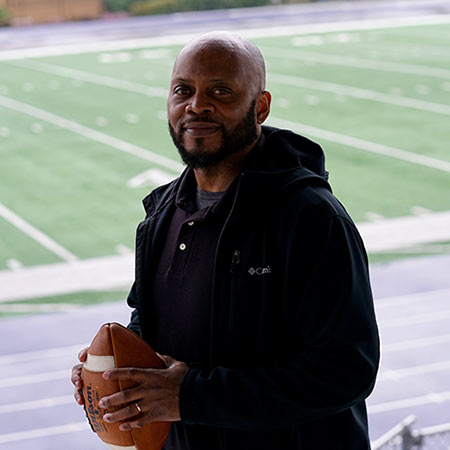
left=99, top=354, right=189, bottom=431
left=71, top=347, right=89, bottom=405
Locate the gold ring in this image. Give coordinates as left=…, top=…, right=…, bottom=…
left=135, top=403, right=142, bottom=413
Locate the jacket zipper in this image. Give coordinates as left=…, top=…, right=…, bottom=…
left=228, top=249, right=241, bottom=332
left=209, top=174, right=244, bottom=367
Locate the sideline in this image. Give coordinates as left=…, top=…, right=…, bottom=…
left=1, top=14, right=450, bottom=61
left=0, top=211, right=450, bottom=302
left=0, top=253, right=134, bottom=302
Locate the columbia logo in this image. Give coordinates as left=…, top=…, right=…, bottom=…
left=248, top=266, right=272, bottom=276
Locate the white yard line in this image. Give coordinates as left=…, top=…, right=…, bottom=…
left=0, top=95, right=184, bottom=173
left=0, top=375, right=448, bottom=420
left=14, top=59, right=450, bottom=116
left=4, top=63, right=450, bottom=173
left=0, top=395, right=73, bottom=414
left=375, top=287, right=450, bottom=309
left=1, top=14, right=450, bottom=61
left=383, top=333, right=450, bottom=354
left=0, top=422, right=87, bottom=444
left=5, top=90, right=449, bottom=177
left=11, top=331, right=448, bottom=363
left=0, top=303, right=80, bottom=313
left=127, top=167, right=176, bottom=188
left=268, top=116, right=450, bottom=173
left=0, top=343, right=88, bottom=364
left=2, top=392, right=446, bottom=445
left=269, top=72, right=450, bottom=116
left=380, top=309, right=450, bottom=329
left=10, top=59, right=168, bottom=99
left=369, top=39, right=450, bottom=60
left=0, top=370, right=68, bottom=388
left=368, top=391, right=450, bottom=415
left=263, top=47, right=450, bottom=80
left=378, top=360, right=450, bottom=382
left=0, top=203, right=78, bottom=262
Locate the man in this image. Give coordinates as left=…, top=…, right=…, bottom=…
left=72, top=32, right=379, bottom=449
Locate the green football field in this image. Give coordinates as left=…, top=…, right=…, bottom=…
left=0, top=19, right=449, bottom=283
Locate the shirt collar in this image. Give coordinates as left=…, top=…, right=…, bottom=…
left=174, top=133, right=265, bottom=217
left=175, top=167, right=239, bottom=219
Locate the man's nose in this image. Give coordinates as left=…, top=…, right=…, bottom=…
left=185, top=92, right=214, bottom=115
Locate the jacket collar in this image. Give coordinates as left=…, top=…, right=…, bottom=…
left=142, top=125, right=331, bottom=216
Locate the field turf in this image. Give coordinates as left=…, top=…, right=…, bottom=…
left=0, top=21, right=449, bottom=276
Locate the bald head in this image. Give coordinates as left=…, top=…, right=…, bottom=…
left=173, top=31, right=266, bottom=95
left=167, top=31, right=271, bottom=173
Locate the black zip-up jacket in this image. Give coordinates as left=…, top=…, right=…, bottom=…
left=127, top=126, right=380, bottom=449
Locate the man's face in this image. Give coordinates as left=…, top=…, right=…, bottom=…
left=167, top=46, right=259, bottom=169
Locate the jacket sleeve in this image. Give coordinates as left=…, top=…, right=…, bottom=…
left=126, top=282, right=142, bottom=337
left=179, top=214, right=380, bottom=431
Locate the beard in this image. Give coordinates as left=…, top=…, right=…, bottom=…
left=168, top=99, right=258, bottom=169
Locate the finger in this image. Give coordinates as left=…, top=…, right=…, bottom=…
left=103, top=402, right=142, bottom=424
left=156, top=353, right=172, bottom=368
left=99, top=385, right=145, bottom=409
left=78, top=347, right=89, bottom=362
left=103, top=367, right=159, bottom=382
left=118, top=398, right=178, bottom=430
left=119, top=415, right=149, bottom=431
left=111, top=401, right=156, bottom=430
left=74, top=388, right=85, bottom=406
left=71, top=364, right=83, bottom=387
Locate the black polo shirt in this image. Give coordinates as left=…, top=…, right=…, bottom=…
left=149, top=169, right=236, bottom=365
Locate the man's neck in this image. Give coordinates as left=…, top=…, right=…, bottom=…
left=193, top=133, right=264, bottom=192
left=193, top=147, right=251, bottom=192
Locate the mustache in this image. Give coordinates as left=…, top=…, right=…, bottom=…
left=181, top=117, right=223, bottom=127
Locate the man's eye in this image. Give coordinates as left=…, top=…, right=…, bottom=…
left=174, top=87, right=190, bottom=95
left=212, top=88, right=231, bottom=95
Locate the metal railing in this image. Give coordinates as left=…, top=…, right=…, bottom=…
left=372, top=415, right=450, bottom=450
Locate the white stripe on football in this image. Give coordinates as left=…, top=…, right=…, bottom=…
left=84, top=354, right=116, bottom=372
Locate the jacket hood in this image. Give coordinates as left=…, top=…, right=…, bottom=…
left=245, top=126, right=329, bottom=182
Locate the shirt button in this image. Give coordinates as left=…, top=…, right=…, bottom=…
left=179, top=243, right=187, bottom=251
left=187, top=221, right=194, bottom=226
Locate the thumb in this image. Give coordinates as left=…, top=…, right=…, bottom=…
left=156, top=352, right=175, bottom=368
left=78, top=347, right=89, bottom=362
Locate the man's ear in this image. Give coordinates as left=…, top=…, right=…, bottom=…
left=256, top=90, right=271, bottom=124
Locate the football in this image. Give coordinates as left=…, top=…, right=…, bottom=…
left=81, top=322, right=171, bottom=450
